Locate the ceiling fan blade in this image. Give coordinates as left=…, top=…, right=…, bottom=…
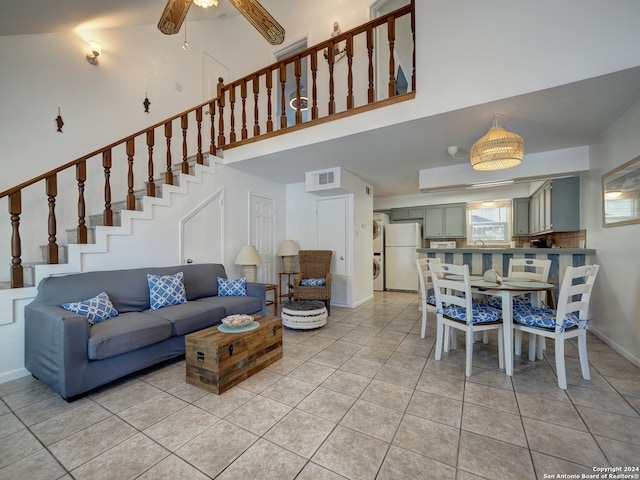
left=228, top=0, right=285, bottom=45
left=158, top=0, right=193, bottom=35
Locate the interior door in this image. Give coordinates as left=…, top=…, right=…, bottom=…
left=316, top=197, right=347, bottom=275
left=249, top=194, right=275, bottom=283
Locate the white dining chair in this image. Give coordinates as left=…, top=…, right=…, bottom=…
left=415, top=257, right=440, bottom=338
left=508, top=258, right=552, bottom=359
left=511, top=264, right=599, bottom=389
left=508, top=257, right=552, bottom=283
left=430, top=262, right=504, bottom=377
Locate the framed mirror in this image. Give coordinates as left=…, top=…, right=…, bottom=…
left=602, top=155, right=640, bottom=227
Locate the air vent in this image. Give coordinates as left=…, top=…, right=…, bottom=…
left=305, top=167, right=366, bottom=196
left=316, top=171, right=335, bottom=186
left=306, top=167, right=343, bottom=195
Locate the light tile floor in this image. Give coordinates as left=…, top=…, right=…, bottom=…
left=1, top=291, right=640, bottom=479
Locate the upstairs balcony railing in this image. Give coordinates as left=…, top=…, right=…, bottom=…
left=0, top=3, right=415, bottom=288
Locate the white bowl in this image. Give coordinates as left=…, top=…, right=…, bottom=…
left=221, top=314, right=254, bottom=328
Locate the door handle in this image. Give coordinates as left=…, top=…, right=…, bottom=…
left=340, top=256, right=344, bottom=260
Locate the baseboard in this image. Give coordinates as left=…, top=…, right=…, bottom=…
left=0, top=367, right=30, bottom=385
left=590, top=327, right=640, bottom=368
left=353, top=294, right=374, bottom=307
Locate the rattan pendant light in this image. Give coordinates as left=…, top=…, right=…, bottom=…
left=470, top=113, right=524, bottom=171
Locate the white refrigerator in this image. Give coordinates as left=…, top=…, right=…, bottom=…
left=385, top=223, right=421, bottom=292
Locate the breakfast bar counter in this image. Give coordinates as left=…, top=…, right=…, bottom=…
left=417, top=247, right=596, bottom=291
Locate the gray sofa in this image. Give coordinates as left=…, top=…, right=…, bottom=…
left=24, top=263, right=265, bottom=400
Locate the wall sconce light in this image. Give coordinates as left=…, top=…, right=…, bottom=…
left=86, top=40, right=102, bottom=65
left=278, top=240, right=299, bottom=273
left=234, top=245, right=263, bottom=282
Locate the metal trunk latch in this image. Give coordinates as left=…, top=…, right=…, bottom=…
left=196, top=351, right=205, bottom=363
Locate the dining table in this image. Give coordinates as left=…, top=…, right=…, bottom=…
left=446, top=275, right=557, bottom=377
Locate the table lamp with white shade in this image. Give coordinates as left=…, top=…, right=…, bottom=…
left=234, top=245, right=262, bottom=282
left=278, top=240, right=299, bottom=273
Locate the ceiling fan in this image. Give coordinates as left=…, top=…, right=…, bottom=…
left=158, top=0, right=285, bottom=45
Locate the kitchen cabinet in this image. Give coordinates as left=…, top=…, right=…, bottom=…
left=424, top=203, right=466, bottom=238
left=529, top=177, right=580, bottom=234
left=390, top=207, right=424, bottom=222
left=512, top=197, right=530, bottom=236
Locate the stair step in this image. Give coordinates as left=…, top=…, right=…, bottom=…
left=86, top=157, right=208, bottom=222
left=0, top=263, right=38, bottom=289
left=66, top=227, right=96, bottom=245
left=88, top=211, right=122, bottom=228
left=39, top=245, right=68, bottom=263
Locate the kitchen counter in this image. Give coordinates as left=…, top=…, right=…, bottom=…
left=417, top=248, right=596, bottom=288
left=418, top=248, right=595, bottom=255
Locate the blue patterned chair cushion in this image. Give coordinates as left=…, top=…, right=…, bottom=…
left=217, top=277, right=247, bottom=296
left=148, top=272, right=187, bottom=310
left=427, top=295, right=436, bottom=306
left=488, top=296, right=531, bottom=310
left=443, top=303, right=502, bottom=324
left=61, top=291, right=119, bottom=325
left=513, top=307, right=580, bottom=330
left=300, top=278, right=326, bottom=287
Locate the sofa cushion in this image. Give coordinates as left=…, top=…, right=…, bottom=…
left=148, top=272, right=187, bottom=310
left=88, top=312, right=172, bottom=360
left=217, top=277, right=247, bottom=296
left=61, top=291, right=119, bottom=325
left=196, top=295, right=262, bottom=316
left=146, top=302, right=226, bottom=336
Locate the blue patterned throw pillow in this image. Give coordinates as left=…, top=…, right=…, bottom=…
left=148, top=272, right=187, bottom=310
left=61, top=291, right=119, bottom=325
left=217, top=277, right=247, bottom=297
left=300, top=278, right=326, bottom=286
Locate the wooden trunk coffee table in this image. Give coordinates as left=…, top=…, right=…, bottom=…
left=185, top=315, right=282, bottom=394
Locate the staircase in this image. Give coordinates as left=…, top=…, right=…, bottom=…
left=3, top=155, right=213, bottom=290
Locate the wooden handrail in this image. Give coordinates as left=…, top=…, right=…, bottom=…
left=1, top=3, right=415, bottom=288
left=0, top=97, right=218, bottom=200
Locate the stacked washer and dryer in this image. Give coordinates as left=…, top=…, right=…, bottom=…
left=373, top=213, right=389, bottom=291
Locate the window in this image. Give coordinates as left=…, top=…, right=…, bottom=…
left=467, top=200, right=512, bottom=245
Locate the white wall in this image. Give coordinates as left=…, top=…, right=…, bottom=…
left=583, top=100, right=640, bottom=365
left=285, top=168, right=374, bottom=308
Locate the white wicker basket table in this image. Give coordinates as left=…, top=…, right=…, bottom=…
left=281, top=300, right=327, bottom=329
